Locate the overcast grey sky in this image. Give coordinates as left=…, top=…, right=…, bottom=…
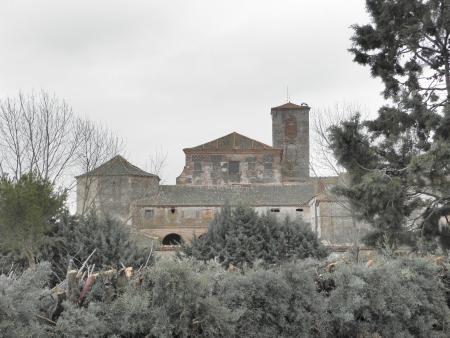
left=0, top=0, right=384, bottom=183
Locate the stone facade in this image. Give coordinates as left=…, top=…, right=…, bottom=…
left=271, top=102, right=310, bottom=181
left=309, top=192, right=372, bottom=246
left=76, top=156, right=160, bottom=222
left=76, top=101, right=371, bottom=248
left=176, top=133, right=283, bottom=186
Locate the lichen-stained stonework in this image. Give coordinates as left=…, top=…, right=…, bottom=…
left=76, top=101, right=371, bottom=248
left=176, top=132, right=283, bottom=186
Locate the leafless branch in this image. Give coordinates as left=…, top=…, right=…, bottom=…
left=0, top=91, right=124, bottom=214
left=146, top=146, right=167, bottom=182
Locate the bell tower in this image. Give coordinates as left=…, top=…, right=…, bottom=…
left=271, top=102, right=310, bottom=182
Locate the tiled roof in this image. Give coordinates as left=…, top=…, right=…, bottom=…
left=76, top=155, right=159, bottom=179
left=134, top=183, right=315, bottom=207
left=271, top=102, right=309, bottom=111
left=184, top=132, right=274, bottom=152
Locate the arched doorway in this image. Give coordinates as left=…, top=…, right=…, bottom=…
left=162, top=233, right=183, bottom=245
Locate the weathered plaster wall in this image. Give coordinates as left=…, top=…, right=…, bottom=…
left=76, top=175, right=159, bottom=223
left=76, top=176, right=100, bottom=216
left=133, top=205, right=310, bottom=243
left=177, top=151, right=283, bottom=186
left=310, top=199, right=372, bottom=246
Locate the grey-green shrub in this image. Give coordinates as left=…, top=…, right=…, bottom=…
left=218, top=259, right=328, bottom=338
left=105, top=259, right=236, bottom=338
left=327, top=258, right=450, bottom=338
left=2, top=257, right=449, bottom=337
left=54, top=301, right=107, bottom=338
left=0, top=262, right=51, bottom=337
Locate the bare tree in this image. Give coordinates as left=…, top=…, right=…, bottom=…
left=309, top=103, right=371, bottom=260
left=0, top=91, right=123, bottom=197
left=146, top=146, right=168, bottom=183
left=310, top=103, right=370, bottom=177
left=0, top=92, right=81, bottom=185
left=75, top=118, right=123, bottom=215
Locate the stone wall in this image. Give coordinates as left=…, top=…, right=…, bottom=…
left=133, top=204, right=310, bottom=243
left=176, top=150, right=283, bottom=186
left=271, top=104, right=310, bottom=181
left=310, top=198, right=372, bottom=246
left=76, top=175, right=159, bottom=223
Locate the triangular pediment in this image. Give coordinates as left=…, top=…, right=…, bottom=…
left=185, top=132, right=273, bottom=151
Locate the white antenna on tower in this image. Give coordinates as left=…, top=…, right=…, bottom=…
left=286, top=86, right=290, bottom=102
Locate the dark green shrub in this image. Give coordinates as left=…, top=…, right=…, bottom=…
left=0, top=173, right=66, bottom=269
left=41, top=211, right=149, bottom=281
left=182, top=204, right=328, bottom=268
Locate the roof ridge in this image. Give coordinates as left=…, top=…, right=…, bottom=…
left=76, top=155, right=159, bottom=179
left=271, top=102, right=309, bottom=111
left=185, top=132, right=274, bottom=151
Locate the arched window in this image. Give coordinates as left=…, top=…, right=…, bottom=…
left=162, top=233, right=183, bottom=245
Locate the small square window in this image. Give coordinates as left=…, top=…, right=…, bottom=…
left=144, top=209, right=154, bottom=219
left=170, top=207, right=176, bottom=214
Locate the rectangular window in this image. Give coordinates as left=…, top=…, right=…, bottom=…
left=264, top=162, right=273, bottom=170
left=194, top=161, right=202, bottom=171
left=229, top=161, right=240, bottom=175
left=270, top=208, right=280, bottom=213
left=144, top=209, right=154, bottom=219
left=296, top=208, right=304, bottom=212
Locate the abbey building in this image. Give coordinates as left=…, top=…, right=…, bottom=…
left=76, top=102, right=371, bottom=247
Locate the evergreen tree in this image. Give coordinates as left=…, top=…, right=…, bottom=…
left=182, top=205, right=328, bottom=268
left=0, top=173, right=65, bottom=268
left=329, top=0, right=450, bottom=249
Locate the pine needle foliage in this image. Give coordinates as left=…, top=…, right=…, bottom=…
left=329, top=0, right=450, bottom=250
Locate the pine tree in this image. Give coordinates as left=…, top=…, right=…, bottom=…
left=330, top=0, right=450, bottom=249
